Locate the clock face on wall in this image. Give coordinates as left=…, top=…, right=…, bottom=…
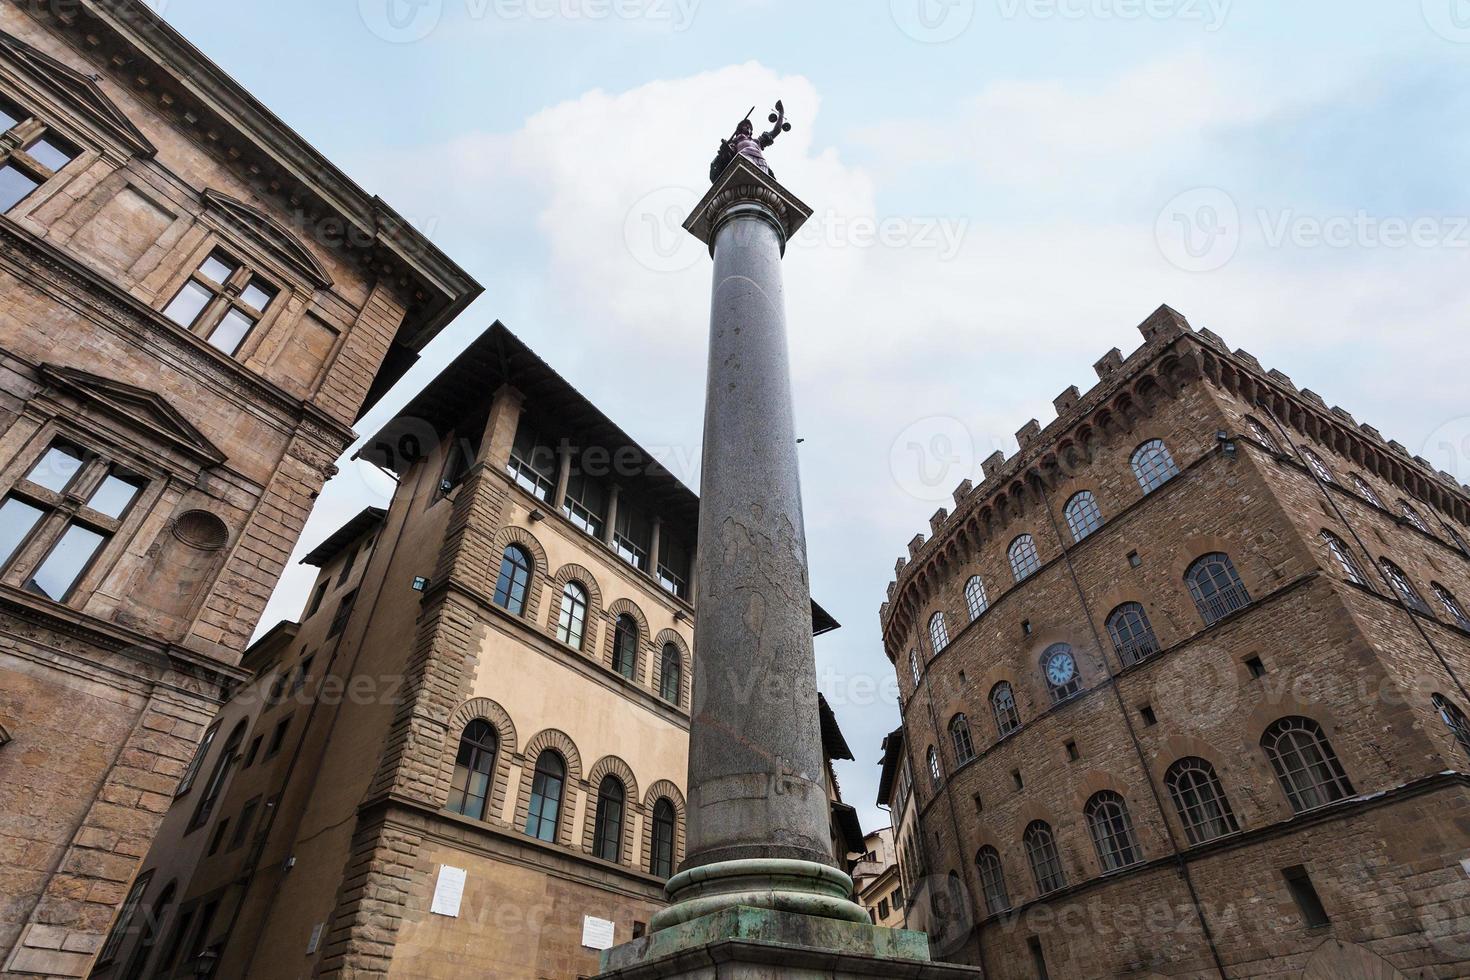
left=1045, top=649, right=1077, bottom=687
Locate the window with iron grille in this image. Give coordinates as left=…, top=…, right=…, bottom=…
left=1085, top=791, right=1141, bottom=872
left=1261, top=716, right=1354, bottom=813
left=1105, top=602, right=1160, bottom=666
left=1301, top=449, right=1334, bottom=485
left=1023, top=821, right=1066, bottom=894
left=1063, top=491, right=1103, bottom=543
left=926, top=746, right=942, bottom=789
left=1431, top=583, right=1470, bottom=630
left=1350, top=474, right=1383, bottom=508
left=1186, top=553, right=1251, bottom=625
left=0, top=92, right=81, bottom=215
left=1165, top=757, right=1239, bottom=845
left=1432, top=694, right=1470, bottom=758
left=929, top=612, right=950, bottom=654
left=964, top=575, right=988, bottom=620
left=975, top=846, right=1010, bottom=915
left=1379, top=559, right=1430, bottom=615
left=991, top=682, right=1021, bottom=737
left=1319, top=531, right=1367, bottom=587
left=1009, top=535, right=1041, bottom=582
left=1131, top=439, right=1180, bottom=494
left=950, top=714, right=975, bottom=765
left=1399, top=500, right=1431, bottom=534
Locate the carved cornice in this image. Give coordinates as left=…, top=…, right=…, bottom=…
left=683, top=156, right=813, bottom=254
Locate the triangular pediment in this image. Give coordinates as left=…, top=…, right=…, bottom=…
left=202, top=189, right=333, bottom=287
left=0, top=30, right=155, bottom=157
left=39, top=364, right=226, bottom=466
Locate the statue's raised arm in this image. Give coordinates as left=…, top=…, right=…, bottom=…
left=709, top=101, right=792, bottom=183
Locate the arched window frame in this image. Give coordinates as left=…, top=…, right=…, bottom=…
left=1261, top=716, right=1354, bottom=813
left=1398, top=500, right=1431, bottom=534
left=1164, top=757, right=1239, bottom=845
left=650, top=798, right=677, bottom=877
left=1350, top=474, right=1383, bottom=508
left=592, top=775, right=626, bottom=863
left=1085, top=791, right=1142, bottom=872
left=929, top=611, right=950, bottom=654
left=1431, top=583, right=1470, bottom=630
left=975, top=846, right=1010, bottom=916
left=964, top=576, right=989, bottom=621
left=493, top=544, right=532, bottom=615
left=555, top=580, right=589, bottom=649
left=612, top=614, right=639, bottom=680
left=1319, top=530, right=1367, bottom=587
left=926, top=746, right=942, bottom=790
left=524, top=749, right=567, bottom=842
left=990, top=681, right=1021, bottom=738
left=949, top=713, right=975, bottom=765
left=1009, top=535, right=1041, bottom=583
left=1105, top=602, right=1160, bottom=666
left=1380, top=559, right=1430, bottom=615
left=446, top=719, right=498, bottom=821
left=659, top=644, right=683, bottom=705
left=1301, top=449, right=1335, bottom=485
left=1023, top=821, right=1066, bottom=894
left=1245, top=416, right=1278, bottom=453
left=1063, top=491, right=1103, bottom=543
left=1185, top=553, right=1251, bottom=625
left=1432, top=693, right=1470, bottom=758
left=1131, top=439, right=1180, bottom=494
left=909, top=648, right=921, bottom=687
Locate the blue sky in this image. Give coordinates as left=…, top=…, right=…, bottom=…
left=156, top=0, right=1470, bottom=831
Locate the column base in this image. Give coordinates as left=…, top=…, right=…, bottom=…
left=652, top=859, right=869, bottom=931
left=598, top=906, right=984, bottom=978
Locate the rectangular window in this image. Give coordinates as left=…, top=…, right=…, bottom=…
left=243, top=734, right=263, bottom=769
left=305, top=579, right=329, bottom=618
left=0, top=496, right=46, bottom=567
left=562, top=471, right=606, bottom=537
left=328, top=590, right=355, bottom=637
left=187, top=900, right=219, bottom=964
left=1028, top=937, right=1051, bottom=980
left=265, top=716, right=291, bottom=758
left=878, top=898, right=890, bottom=919
left=207, top=817, right=230, bottom=856
left=0, top=163, right=40, bottom=212
left=229, top=796, right=261, bottom=851
left=290, top=655, right=314, bottom=695
left=614, top=503, right=652, bottom=571
left=97, top=870, right=152, bottom=964
left=658, top=533, right=690, bottom=599
left=161, top=250, right=277, bottom=356
left=26, top=523, right=105, bottom=600
left=336, top=544, right=359, bottom=587
left=1282, top=865, right=1330, bottom=928
left=1140, top=704, right=1158, bottom=726
left=506, top=422, right=557, bottom=500
left=0, top=96, right=80, bottom=213
left=177, top=723, right=218, bottom=797
left=24, top=134, right=77, bottom=173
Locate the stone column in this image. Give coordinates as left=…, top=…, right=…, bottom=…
left=653, top=157, right=865, bottom=930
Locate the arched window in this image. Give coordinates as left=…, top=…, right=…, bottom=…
left=659, top=644, right=683, bottom=705
left=120, top=879, right=174, bottom=980
left=1432, top=694, right=1470, bottom=757
left=1350, top=474, right=1383, bottom=508
left=1009, top=535, right=1041, bottom=582
left=929, top=612, right=950, bottom=654
left=1186, top=553, right=1251, bottom=625
left=1319, top=531, right=1367, bottom=587
left=447, top=720, right=498, bottom=820
left=1085, top=791, right=1141, bottom=872
left=592, top=775, right=625, bottom=862
left=493, top=544, right=532, bottom=615
left=555, top=581, right=589, bottom=649
left=1399, top=500, right=1431, bottom=534
left=950, top=714, right=975, bottom=765
left=1106, top=602, right=1160, bottom=666
left=975, top=846, right=1010, bottom=916
left=1432, top=583, right=1470, bottom=630
left=1023, top=821, right=1066, bottom=894
left=926, top=746, right=942, bottom=789
left=1245, top=416, right=1278, bottom=453
left=612, top=614, right=639, bottom=679
left=1040, top=643, right=1080, bottom=702
left=991, top=681, right=1021, bottom=737
left=98, top=869, right=153, bottom=965
left=964, top=576, right=989, bottom=621
left=1301, top=449, right=1334, bottom=485
left=650, top=799, right=677, bottom=878
left=1261, top=717, right=1353, bottom=813
left=188, top=722, right=245, bottom=831
left=1379, top=559, right=1430, bottom=614
left=1131, top=439, right=1180, bottom=494
left=1165, top=758, right=1239, bottom=845
left=909, top=649, right=921, bottom=687
left=1064, top=491, right=1103, bottom=542
left=524, top=750, right=566, bottom=842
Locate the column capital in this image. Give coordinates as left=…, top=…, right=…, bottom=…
left=683, top=157, right=813, bottom=256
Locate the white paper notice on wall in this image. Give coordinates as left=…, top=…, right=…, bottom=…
left=431, top=865, right=467, bottom=917
left=581, top=915, right=616, bottom=950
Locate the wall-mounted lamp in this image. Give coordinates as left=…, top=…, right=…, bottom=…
left=1216, top=430, right=1237, bottom=457
left=530, top=508, right=547, bottom=522
left=412, top=576, right=429, bottom=592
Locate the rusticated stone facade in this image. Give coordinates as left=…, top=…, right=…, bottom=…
left=882, top=305, right=1470, bottom=979
left=0, top=2, right=478, bottom=975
